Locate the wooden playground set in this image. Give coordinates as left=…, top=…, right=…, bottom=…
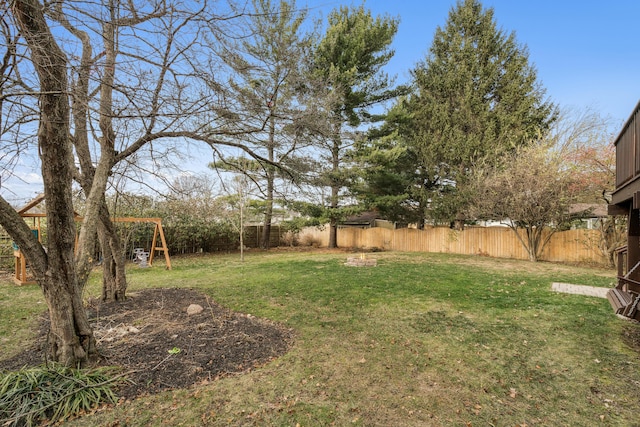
left=10, top=194, right=171, bottom=285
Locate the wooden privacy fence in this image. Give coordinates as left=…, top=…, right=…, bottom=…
left=299, top=226, right=607, bottom=264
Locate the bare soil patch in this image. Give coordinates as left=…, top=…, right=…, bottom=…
left=0, top=288, right=293, bottom=400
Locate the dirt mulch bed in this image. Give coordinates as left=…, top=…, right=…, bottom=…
left=0, top=288, right=294, bottom=400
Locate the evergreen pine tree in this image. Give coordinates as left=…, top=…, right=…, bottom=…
left=313, top=5, right=401, bottom=246
left=408, top=0, right=556, bottom=224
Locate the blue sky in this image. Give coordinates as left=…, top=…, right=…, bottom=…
left=314, top=0, right=639, bottom=126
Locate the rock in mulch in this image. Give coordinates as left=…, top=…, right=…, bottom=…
left=186, top=303, right=204, bottom=315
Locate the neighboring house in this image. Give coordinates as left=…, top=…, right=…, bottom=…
left=340, top=211, right=395, bottom=230
left=462, top=204, right=608, bottom=229
left=568, top=203, right=609, bottom=229
left=474, top=219, right=510, bottom=227
left=341, top=204, right=608, bottom=231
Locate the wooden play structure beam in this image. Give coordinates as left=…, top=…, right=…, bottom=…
left=10, top=195, right=171, bottom=285
left=11, top=195, right=46, bottom=285
left=111, top=217, right=172, bottom=270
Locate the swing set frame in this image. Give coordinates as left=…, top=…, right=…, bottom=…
left=11, top=194, right=171, bottom=285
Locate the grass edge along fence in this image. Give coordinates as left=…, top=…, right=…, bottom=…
left=300, top=226, right=607, bottom=265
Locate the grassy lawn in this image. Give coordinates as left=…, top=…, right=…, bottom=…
left=2, top=251, right=639, bottom=426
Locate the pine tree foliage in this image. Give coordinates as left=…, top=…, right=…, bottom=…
left=351, top=100, right=426, bottom=226
left=312, top=5, right=402, bottom=246
left=211, top=0, right=317, bottom=248
left=314, top=4, right=399, bottom=126
left=407, top=0, right=557, bottom=222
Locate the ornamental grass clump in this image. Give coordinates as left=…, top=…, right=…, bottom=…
left=0, top=364, right=121, bottom=426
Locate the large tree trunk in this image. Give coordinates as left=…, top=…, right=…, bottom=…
left=99, top=205, right=127, bottom=301
left=11, top=0, right=96, bottom=365
left=41, top=275, right=96, bottom=365
left=55, top=3, right=127, bottom=301
left=599, top=216, right=627, bottom=268
left=74, top=0, right=120, bottom=297
left=328, top=135, right=340, bottom=249
left=262, top=201, right=273, bottom=249
left=261, top=168, right=274, bottom=249
left=261, top=109, right=277, bottom=250
left=328, top=218, right=338, bottom=249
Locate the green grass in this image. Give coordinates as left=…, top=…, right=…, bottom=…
left=2, top=251, right=640, bottom=426
left=0, top=277, right=47, bottom=357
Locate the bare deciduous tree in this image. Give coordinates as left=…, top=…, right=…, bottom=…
left=0, top=0, right=261, bottom=365
left=3, top=0, right=97, bottom=365
left=553, top=107, right=623, bottom=266
left=471, top=143, right=578, bottom=262
left=49, top=0, right=170, bottom=301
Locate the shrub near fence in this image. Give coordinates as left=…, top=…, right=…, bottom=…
left=120, top=224, right=285, bottom=257
left=299, top=226, right=607, bottom=265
